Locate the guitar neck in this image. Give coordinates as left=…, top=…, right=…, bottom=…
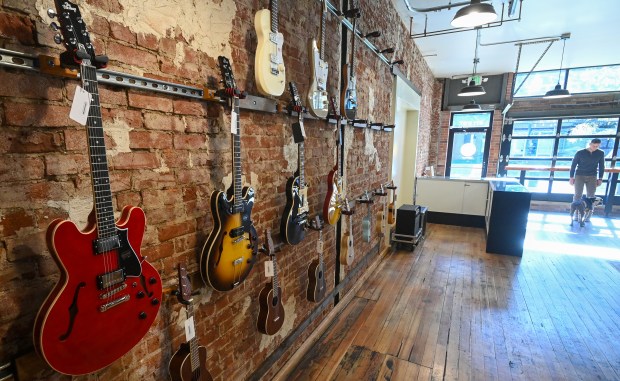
left=272, top=256, right=279, bottom=299
left=185, top=303, right=201, bottom=373
left=298, top=124, right=305, bottom=186
left=270, top=0, right=279, bottom=33
left=232, top=97, right=243, bottom=212
left=349, top=18, right=357, bottom=75
left=81, top=63, right=115, bottom=238
left=318, top=230, right=324, bottom=266
left=319, top=0, right=326, bottom=61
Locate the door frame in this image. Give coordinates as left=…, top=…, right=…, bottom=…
left=445, top=126, right=493, bottom=178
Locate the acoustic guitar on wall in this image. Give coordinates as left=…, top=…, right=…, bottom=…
left=200, top=56, right=258, bottom=292
left=34, top=1, right=162, bottom=375
left=257, top=229, right=286, bottom=335
left=169, top=264, right=213, bottom=381
left=307, top=0, right=329, bottom=118
left=255, top=0, right=286, bottom=96
left=307, top=216, right=327, bottom=303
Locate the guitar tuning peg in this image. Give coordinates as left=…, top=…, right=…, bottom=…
left=54, top=34, right=63, bottom=44
left=50, top=22, right=59, bottom=31
left=47, top=8, right=57, bottom=18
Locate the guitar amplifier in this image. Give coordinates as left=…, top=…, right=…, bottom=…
left=392, top=204, right=427, bottom=250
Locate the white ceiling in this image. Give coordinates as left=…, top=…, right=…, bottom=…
left=392, top=0, right=620, bottom=78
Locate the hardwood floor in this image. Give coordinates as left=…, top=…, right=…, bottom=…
left=287, top=212, right=620, bottom=380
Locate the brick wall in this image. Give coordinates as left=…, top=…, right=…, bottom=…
left=0, top=0, right=437, bottom=380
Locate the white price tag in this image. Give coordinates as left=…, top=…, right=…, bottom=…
left=264, top=260, right=274, bottom=277
left=184, top=316, right=196, bottom=341
left=69, top=85, right=92, bottom=126
left=231, top=110, right=238, bottom=134
left=317, top=240, right=324, bottom=253
left=300, top=121, right=306, bottom=139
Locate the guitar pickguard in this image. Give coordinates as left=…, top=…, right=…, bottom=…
left=269, top=32, right=284, bottom=75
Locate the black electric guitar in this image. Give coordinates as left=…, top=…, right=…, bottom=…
left=281, top=82, right=309, bottom=245
left=200, top=56, right=258, bottom=292
left=257, top=229, right=285, bottom=335
left=307, top=216, right=327, bottom=303
left=169, top=264, right=213, bottom=381
left=340, top=0, right=360, bottom=119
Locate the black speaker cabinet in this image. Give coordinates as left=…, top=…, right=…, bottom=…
left=392, top=205, right=426, bottom=250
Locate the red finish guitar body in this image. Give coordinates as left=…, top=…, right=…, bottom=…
left=34, top=206, right=162, bottom=375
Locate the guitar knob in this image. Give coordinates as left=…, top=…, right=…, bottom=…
left=151, top=298, right=159, bottom=305
left=53, top=34, right=63, bottom=44
left=139, top=311, right=147, bottom=319
left=149, top=277, right=157, bottom=284
left=136, top=291, right=145, bottom=299
left=50, top=22, right=59, bottom=31
left=47, top=9, right=57, bottom=18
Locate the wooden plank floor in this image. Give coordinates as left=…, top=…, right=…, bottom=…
left=287, top=212, right=620, bottom=381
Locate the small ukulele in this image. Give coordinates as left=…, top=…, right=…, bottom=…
left=257, top=229, right=285, bottom=335
left=340, top=199, right=355, bottom=266
left=387, top=182, right=398, bottom=225
left=307, top=216, right=327, bottom=303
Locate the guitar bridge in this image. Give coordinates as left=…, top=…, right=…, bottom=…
left=93, top=235, right=121, bottom=254
left=99, top=295, right=130, bottom=312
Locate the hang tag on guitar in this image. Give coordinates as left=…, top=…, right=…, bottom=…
left=184, top=316, right=196, bottom=341
left=69, top=85, right=92, bottom=126
left=231, top=110, right=238, bottom=134
left=317, top=240, right=324, bottom=253
left=264, top=260, right=274, bottom=277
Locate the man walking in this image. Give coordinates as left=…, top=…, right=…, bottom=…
left=569, top=138, right=605, bottom=203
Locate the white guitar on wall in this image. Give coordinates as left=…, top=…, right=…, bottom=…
left=255, top=0, right=286, bottom=96
left=307, top=0, right=329, bottom=118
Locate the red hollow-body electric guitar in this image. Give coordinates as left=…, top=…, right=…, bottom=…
left=33, top=1, right=162, bottom=375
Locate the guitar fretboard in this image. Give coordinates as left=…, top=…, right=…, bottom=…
left=270, top=0, right=279, bottom=33
left=298, top=135, right=305, bottom=187
left=186, top=303, right=200, bottom=373
left=320, top=0, right=326, bottom=61
left=232, top=97, right=243, bottom=211
left=81, top=63, right=115, bottom=239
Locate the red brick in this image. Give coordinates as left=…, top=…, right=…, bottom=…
left=4, top=103, right=72, bottom=127
left=89, top=14, right=110, bottom=37
left=98, top=86, right=128, bottom=106
left=109, top=20, right=136, bottom=44
left=107, top=41, right=158, bottom=71
left=101, top=108, right=143, bottom=129
left=132, top=171, right=177, bottom=190
left=64, top=128, right=88, bottom=151
left=0, top=156, right=44, bottom=181
left=141, top=241, right=175, bottom=262
left=45, top=153, right=89, bottom=176
left=0, top=12, right=35, bottom=45
left=0, top=209, right=35, bottom=236
left=0, top=129, right=63, bottom=153
left=129, top=130, right=173, bottom=149
left=173, top=134, right=207, bottom=150
left=129, top=93, right=174, bottom=113
left=109, top=151, right=160, bottom=170
left=173, top=99, right=207, bottom=116
left=0, top=71, right=63, bottom=100
left=5, top=230, right=47, bottom=261
left=159, top=37, right=176, bottom=57
left=137, top=32, right=159, bottom=50
left=143, top=112, right=184, bottom=131
left=160, top=150, right=190, bottom=168
left=157, top=220, right=195, bottom=242
left=116, top=191, right=142, bottom=209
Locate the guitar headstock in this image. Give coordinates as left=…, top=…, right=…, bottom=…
left=217, top=56, right=245, bottom=99
left=49, top=0, right=107, bottom=68
left=176, top=263, right=193, bottom=305
left=288, top=81, right=304, bottom=114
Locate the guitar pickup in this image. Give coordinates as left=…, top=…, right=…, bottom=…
left=93, top=235, right=121, bottom=254
left=229, top=226, right=245, bottom=239
left=97, top=269, right=126, bottom=290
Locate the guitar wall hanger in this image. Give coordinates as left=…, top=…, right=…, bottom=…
left=373, top=187, right=388, bottom=197
left=308, top=216, right=325, bottom=231
left=351, top=119, right=368, bottom=128
left=370, top=122, right=384, bottom=131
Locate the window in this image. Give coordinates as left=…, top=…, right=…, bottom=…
left=447, top=111, right=494, bottom=178
left=513, top=64, right=620, bottom=98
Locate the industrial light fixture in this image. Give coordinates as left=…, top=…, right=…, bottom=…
left=458, top=29, right=486, bottom=97
left=462, top=100, right=482, bottom=112
left=451, top=0, right=498, bottom=28
left=544, top=37, right=571, bottom=99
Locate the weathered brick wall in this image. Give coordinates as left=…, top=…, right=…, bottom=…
left=0, top=0, right=437, bottom=380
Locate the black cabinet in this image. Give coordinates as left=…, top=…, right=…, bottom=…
left=485, top=180, right=531, bottom=256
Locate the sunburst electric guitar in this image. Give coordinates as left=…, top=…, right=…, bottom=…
left=257, top=229, right=285, bottom=335
left=200, top=56, right=258, bottom=292
left=323, top=98, right=345, bottom=225
left=34, top=1, right=162, bottom=375
left=281, top=82, right=309, bottom=245
left=307, top=0, right=329, bottom=118
left=169, top=264, right=213, bottom=381
left=255, top=0, right=286, bottom=96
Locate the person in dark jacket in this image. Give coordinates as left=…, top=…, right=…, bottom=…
left=569, top=138, right=605, bottom=202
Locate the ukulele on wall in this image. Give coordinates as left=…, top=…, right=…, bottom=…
left=169, top=264, right=213, bottom=381
left=257, top=229, right=286, bottom=335
left=387, top=182, right=398, bottom=225
left=323, top=97, right=345, bottom=225
left=340, top=0, right=360, bottom=119
left=374, top=184, right=387, bottom=235
left=340, top=199, right=355, bottom=266
left=255, top=0, right=286, bottom=96
left=307, top=216, right=327, bottom=303
left=360, top=191, right=373, bottom=243
left=280, top=82, right=309, bottom=245
left=200, top=56, right=258, bottom=292
left=307, top=0, right=329, bottom=118
left=34, top=1, right=162, bottom=375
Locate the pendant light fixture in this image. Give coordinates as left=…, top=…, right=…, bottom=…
left=544, top=37, right=571, bottom=99
left=458, top=29, right=486, bottom=97
left=451, top=0, right=498, bottom=28
left=462, top=100, right=482, bottom=112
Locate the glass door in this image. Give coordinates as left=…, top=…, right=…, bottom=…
left=446, top=127, right=492, bottom=178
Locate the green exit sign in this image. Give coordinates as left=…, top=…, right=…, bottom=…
left=469, top=75, right=482, bottom=85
